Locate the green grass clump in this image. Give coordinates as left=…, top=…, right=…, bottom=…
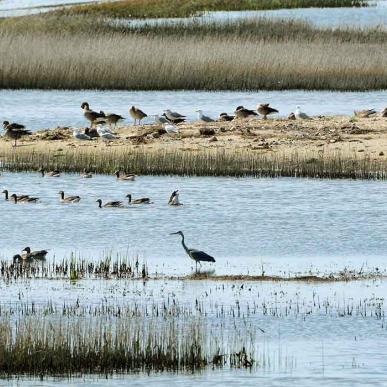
left=60, top=0, right=367, bottom=19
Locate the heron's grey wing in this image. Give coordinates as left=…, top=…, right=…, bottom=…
left=189, top=249, right=215, bottom=262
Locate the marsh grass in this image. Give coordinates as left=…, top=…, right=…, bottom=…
left=1, top=146, right=386, bottom=179
left=60, top=0, right=367, bottom=19
left=1, top=10, right=387, bottom=90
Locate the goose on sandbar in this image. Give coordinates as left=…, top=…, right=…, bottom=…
left=168, top=190, right=182, bottom=206
left=295, top=106, right=310, bottom=120
left=2, top=190, right=29, bottom=201
left=58, top=191, right=81, bottom=203
left=234, top=106, right=258, bottom=119
left=96, top=199, right=124, bottom=208
left=129, top=106, right=147, bottom=125
left=2, top=121, right=32, bottom=147
left=81, top=102, right=105, bottom=128
left=11, top=194, right=39, bottom=203
left=257, top=104, right=279, bottom=120
left=196, top=110, right=214, bottom=123
left=39, top=168, right=61, bottom=177
left=126, top=194, right=152, bottom=204
left=218, top=112, right=234, bottom=122
left=22, top=246, right=48, bottom=261
left=115, top=170, right=136, bottom=181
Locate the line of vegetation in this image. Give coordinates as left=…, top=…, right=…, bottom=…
left=0, top=316, right=253, bottom=375
left=1, top=146, right=386, bottom=179
left=58, top=0, right=367, bottom=19
left=0, top=28, right=386, bottom=91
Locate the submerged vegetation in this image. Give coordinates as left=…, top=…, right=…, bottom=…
left=1, top=145, right=386, bottom=179
left=60, top=0, right=367, bottom=19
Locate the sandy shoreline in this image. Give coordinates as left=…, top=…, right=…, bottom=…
left=1, top=115, right=386, bottom=176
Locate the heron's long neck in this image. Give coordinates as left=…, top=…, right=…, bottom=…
left=180, top=235, right=189, bottom=253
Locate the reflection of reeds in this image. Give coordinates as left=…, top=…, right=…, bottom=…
left=2, top=146, right=386, bottom=179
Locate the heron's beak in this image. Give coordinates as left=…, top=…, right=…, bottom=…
left=170, top=232, right=179, bottom=235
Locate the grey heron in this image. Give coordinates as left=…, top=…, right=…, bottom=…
left=257, top=104, right=279, bottom=120
left=170, top=231, right=215, bottom=272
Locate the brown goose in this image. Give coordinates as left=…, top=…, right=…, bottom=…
left=382, top=107, right=387, bottom=117
left=39, top=168, right=61, bottom=177
left=115, top=171, right=136, bottom=181
left=2, top=121, right=32, bottom=147
left=234, top=106, right=258, bottom=119
left=11, top=194, right=39, bottom=203
left=129, top=106, right=147, bottom=125
left=81, top=102, right=105, bottom=128
left=218, top=113, right=234, bottom=122
left=96, top=199, right=124, bottom=208
left=22, top=247, right=48, bottom=261
left=257, top=104, right=279, bottom=120
left=2, top=190, right=29, bottom=201
left=58, top=191, right=81, bottom=203
left=126, top=194, right=151, bottom=204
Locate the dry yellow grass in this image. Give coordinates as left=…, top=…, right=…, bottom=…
left=0, top=31, right=386, bottom=90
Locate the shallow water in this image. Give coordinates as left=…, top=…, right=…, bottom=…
left=1, top=89, right=387, bottom=132
left=123, top=1, right=387, bottom=29
left=0, top=172, right=386, bottom=276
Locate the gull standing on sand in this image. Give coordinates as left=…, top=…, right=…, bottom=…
left=153, top=114, right=169, bottom=124
left=196, top=110, right=214, bottom=123
left=129, top=106, right=147, bottom=125
left=295, top=106, right=310, bottom=120
left=73, top=128, right=91, bottom=140
left=257, top=104, right=279, bottom=120
left=163, top=110, right=186, bottom=124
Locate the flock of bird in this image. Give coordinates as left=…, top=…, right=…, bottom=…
left=5, top=101, right=386, bottom=146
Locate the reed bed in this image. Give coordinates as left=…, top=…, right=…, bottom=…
left=2, top=146, right=386, bottom=179
left=0, top=30, right=386, bottom=90
left=0, top=315, right=253, bottom=375
left=61, top=0, right=366, bottom=19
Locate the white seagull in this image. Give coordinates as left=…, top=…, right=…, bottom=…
left=73, top=128, right=91, bottom=140
left=165, top=123, right=179, bottom=134
left=196, top=110, right=214, bottom=123
left=295, top=106, right=310, bottom=120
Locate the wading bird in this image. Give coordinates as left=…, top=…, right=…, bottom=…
left=2, top=121, right=32, bottom=147
left=170, top=231, right=215, bottom=272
